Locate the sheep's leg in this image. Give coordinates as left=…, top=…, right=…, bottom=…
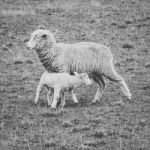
left=46, top=88, right=54, bottom=106
left=92, top=74, right=105, bottom=103
left=71, top=89, right=78, bottom=104
left=35, top=82, right=44, bottom=104
left=104, top=61, right=132, bottom=99
left=51, top=88, right=60, bottom=109
left=60, top=92, right=65, bottom=108
left=111, top=63, right=132, bottom=99
left=56, top=91, right=62, bottom=107
left=118, top=78, right=132, bottom=99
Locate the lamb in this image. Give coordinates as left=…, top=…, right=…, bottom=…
left=35, top=71, right=92, bottom=108
left=27, top=29, right=132, bottom=103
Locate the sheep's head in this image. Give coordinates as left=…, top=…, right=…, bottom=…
left=74, top=72, right=92, bottom=85
left=26, top=29, right=55, bottom=50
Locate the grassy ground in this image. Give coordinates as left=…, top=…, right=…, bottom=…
left=0, top=0, right=150, bottom=149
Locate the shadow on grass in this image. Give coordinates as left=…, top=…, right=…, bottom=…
left=64, top=98, right=103, bottom=109
left=83, top=140, right=107, bottom=148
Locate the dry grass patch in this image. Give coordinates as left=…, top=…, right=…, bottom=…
left=13, top=51, right=25, bottom=64
left=1, top=9, right=36, bottom=17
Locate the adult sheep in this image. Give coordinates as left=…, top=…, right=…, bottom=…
left=26, top=29, right=132, bottom=103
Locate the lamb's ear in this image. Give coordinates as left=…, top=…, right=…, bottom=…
left=83, top=73, right=88, bottom=78
left=42, top=34, right=47, bottom=40
left=80, top=73, right=89, bottom=79
left=74, top=72, right=79, bottom=76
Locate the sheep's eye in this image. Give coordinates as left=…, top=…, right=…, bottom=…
left=42, top=34, right=47, bottom=39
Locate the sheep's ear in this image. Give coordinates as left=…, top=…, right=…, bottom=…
left=42, top=34, right=47, bottom=40
left=74, top=72, right=79, bottom=76
left=37, top=24, right=46, bottom=30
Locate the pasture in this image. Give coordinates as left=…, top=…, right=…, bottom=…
left=0, top=0, right=150, bottom=149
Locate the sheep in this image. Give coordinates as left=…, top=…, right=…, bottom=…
left=27, top=29, right=132, bottom=103
left=35, top=71, right=92, bottom=108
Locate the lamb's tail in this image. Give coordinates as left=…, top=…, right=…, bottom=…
left=102, top=59, right=132, bottom=99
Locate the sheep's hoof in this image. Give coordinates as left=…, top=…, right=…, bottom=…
left=91, top=100, right=99, bottom=105
left=34, top=102, right=38, bottom=106
left=128, top=95, right=132, bottom=100
left=51, top=105, right=57, bottom=109
left=51, top=108, right=57, bottom=111
left=74, top=102, right=79, bottom=105
left=47, top=104, right=51, bottom=108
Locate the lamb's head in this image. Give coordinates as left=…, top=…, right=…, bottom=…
left=74, top=72, right=92, bottom=85
left=26, top=29, right=56, bottom=50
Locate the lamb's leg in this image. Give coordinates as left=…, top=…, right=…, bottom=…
left=47, top=88, right=54, bottom=106
left=57, top=91, right=62, bottom=107
left=35, top=82, right=44, bottom=104
left=71, top=89, right=78, bottom=104
left=92, top=74, right=105, bottom=103
left=60, top=92, right=65, bottom=108
left=47, top=90, right=51, bottom=105
left=51, top=88, right=60, bottom=109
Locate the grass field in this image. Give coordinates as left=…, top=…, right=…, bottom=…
left=0, top=0, right=150, bottom=149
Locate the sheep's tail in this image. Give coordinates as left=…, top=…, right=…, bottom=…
left=102, top=59, right=132, bottom=99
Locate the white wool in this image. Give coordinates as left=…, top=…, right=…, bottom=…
left=41, top=71, right=91, bottom=90
left=34, top=71, right=92, bottom=108
left=27, top=29, right=113, bottom=76
left=28, top=29, right=132, bottom=103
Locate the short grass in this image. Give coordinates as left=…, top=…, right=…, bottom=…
left=0, top=0, right=150, bottom=150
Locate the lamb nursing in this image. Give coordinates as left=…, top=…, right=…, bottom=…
left=35, top=71, right=92, bottom=108
left=27, top=29, right=132, bottom=103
